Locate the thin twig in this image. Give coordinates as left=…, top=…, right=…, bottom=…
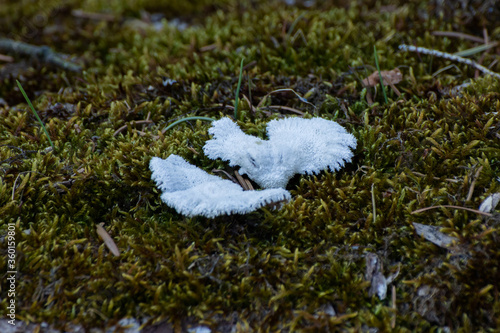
left=186, top=147, right=199, bottom=155
left=391, top=285, right=396, bottom=329
left=212, top=104, right=235, bottom=111
left=399, top=44, right=500, bottom=79
left=234, top=170, right=250, bottom=191
left=256, top=88, right=316, bottom=109
left=466, top=166, right=483, bottom=202
left=113, top=120, right=154, bottom=137
left=199, top=43, right=217, bottom=52
left=243, top=60, right=257, bottom=71
left=244, top=178, right=254, bottom=191
left=411, top=171, right=460, bottom=183
left=212, top=169, right=238, bottom=184
left=241, top=94, right=256, bottom=113
left=12, top=173, right=23, bottom=201
left=12, top=171, right=40, bottom=200
left=411, top=205, right=493, bottom=217
left=266, top=105, right=305, bottom=115
left=0, top=38, right=81, bottom=72
left=483, top=28, right=489, bottom=45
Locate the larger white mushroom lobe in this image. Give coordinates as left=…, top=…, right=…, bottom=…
left=203, top=117, right=357, bottom=188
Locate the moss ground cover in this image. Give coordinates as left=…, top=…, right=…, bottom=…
left=1, top=0, right=500, bottom=331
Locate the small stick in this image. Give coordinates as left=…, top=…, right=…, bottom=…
left=12, top=173, right=23, bottom=201
left=234, top=170, right=250, bottom=191
left=199, top=43, right=217, bottom=52
left=411, top=204, right=492, bottom=217
left=241, top=94, right=256, bottom=113
left=483, top=28, right=489, bottom=45
left=212, top=169, right=238, bottom=184
left=113, top=120, right=153, bottom=137
left=266, top=105, right=305, bottom=115
left=411, top=171, right=460, bottom=183
left=256, top=88, right=315, bottom=109
left=186, top=147, right=199, bottom=155
left=391, top=285, right=396, bottom=329
left=466, top=166, right=483, bottom=202
left=11, top=171, right=40, bottom=200
left=0, top=38, right=81, bottom=72
left=244, top=178, right=254, bottom=191
left=399, top=44, right=500, bottom=79
left=212, top=104, right=235, bottom=111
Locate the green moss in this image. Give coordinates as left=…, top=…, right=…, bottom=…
left=1, top=0, right=500, bottom=331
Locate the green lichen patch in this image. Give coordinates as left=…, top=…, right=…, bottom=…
left=1, top=0, right=500, bottom=331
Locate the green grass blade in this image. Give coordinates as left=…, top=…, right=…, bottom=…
left=234, top=58, right=245, bottom=120
left=247, top=72, right=252, bottom=109
left=373, top=46, right=388, bottom=104
left=16, top=80, right=55, bottom=151
left=454, top=42, right=498, bottom=57
left=286, top=12, right=306, bottom=41
left=162, top=116, right=214, bottom=132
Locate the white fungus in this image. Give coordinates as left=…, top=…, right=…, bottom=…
left=150, top=155, right=291, bottom=218
left=203, top=117, right=357, bottom=188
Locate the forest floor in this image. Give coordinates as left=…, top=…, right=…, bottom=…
left=1, top=0, right=500, bottom=332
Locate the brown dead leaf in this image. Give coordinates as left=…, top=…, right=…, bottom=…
left=96, top=223, right=120, bottom=257
left=362, top=68, right=403, bottom=87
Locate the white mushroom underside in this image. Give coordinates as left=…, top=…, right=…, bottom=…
left=150, top=155, right=291, bottom=218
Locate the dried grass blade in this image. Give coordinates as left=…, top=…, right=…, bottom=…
left=431, top=31, right=484, bottom=43
left=234, top=170, right=249, bottom=190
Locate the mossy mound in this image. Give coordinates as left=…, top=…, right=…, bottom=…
left=1, top=0, right=500, bottom=331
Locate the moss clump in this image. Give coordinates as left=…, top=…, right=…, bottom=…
left=1, top=0, right=500, bottom=331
